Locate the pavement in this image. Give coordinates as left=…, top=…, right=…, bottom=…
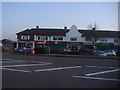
left=37, top=54, right=120, bottom=60
left=3, top=52, right=120, bottom=60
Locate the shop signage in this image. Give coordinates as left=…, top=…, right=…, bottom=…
left=83, top=42, right=93, bottom=45
left=69, top=42, right=82, bottom=45
left=34, top=41, right=59, bottom=44
left=34, top=41, right=47, bottom=44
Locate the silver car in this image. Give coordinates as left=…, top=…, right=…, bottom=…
left=98, top=50, right=116, bottom=56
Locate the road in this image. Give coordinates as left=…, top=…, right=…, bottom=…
left=1, top=53, right=120, bottom=88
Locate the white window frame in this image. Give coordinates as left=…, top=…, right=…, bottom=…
left=37, top=36, right=48, bottom=41
left=21, top=35, right=30, bottom=40
left=100, top=38, right=107, bottom=42
left=53, top=36, right=63, bottom=41
left=70, top=37, right=77, bottom=41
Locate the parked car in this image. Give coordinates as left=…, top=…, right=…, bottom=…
left=104, top=50, right=116, bottom=56
left=116, top=50, right=120, bottom=57
left=62, top=49, right=71, bottom=52
left=14, top=47, right=24, bottom=53
left=97, top=51, right=106, bottom=56
left=2, top=46, right=9, bottom=52
left=98, top=50, right=116, bottom=56
left=23, top=48, right=35, bottom=54
left=14, top=47, right=35, bottom=54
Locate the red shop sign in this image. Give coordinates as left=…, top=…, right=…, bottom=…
left=34, top=41, right=50, bottom=44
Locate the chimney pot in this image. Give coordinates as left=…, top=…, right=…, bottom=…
left=36, top=26, right=39, bottom=29
left=64, top=26, right=67, bottom=29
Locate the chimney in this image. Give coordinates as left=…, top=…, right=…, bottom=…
left=92, top=28, right=95, bottom=30
left=64, top=26, right=67, bottom=29
left=36, top=26, right=39, bottom=29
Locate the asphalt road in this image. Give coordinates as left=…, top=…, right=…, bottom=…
left=1, top=53, right=120, bottom=88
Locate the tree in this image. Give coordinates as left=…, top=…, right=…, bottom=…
left=88, top=22, right=99, bottom=53
left=88, top=22, right=98, bottom=30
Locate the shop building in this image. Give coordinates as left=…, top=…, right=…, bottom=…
left=16, top=25, right=120, bottom=51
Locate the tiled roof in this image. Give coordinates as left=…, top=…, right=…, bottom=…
left=78, top=30, right=120, bottom=38
left=16, top=27, right=120, bottom=38
left=16, top=28, right=69, bottom=36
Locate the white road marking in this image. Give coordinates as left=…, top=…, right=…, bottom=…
left=0, top=60, right=49, bottom=64
left=0, top=61, right=24, bottom=63
left=84, top=65, right=118, bottom=69
left=35, top=66, right=82, bottom=72
left=1, top=63, right=52, bottom=68
left=72, top=76, right=120, bottom=82
left=85, top=69, right=120, bottom=76
left=1, top=67, right=31, bottom=73
left=2, top=58, right=50, bottom=64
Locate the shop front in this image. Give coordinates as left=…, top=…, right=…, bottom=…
left=68, top=42, right=83, bottom=51
left=97, top=43, right=114, bottom=51
left=34, top=41, right=67, bottom=50
left=114, top=42, right=120, bottom=50
left=82, top=42, right=94, bottom=50
left=16, top=41, right=34, bottom=48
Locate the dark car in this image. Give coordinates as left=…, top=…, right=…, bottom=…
left=23, top=48, right=35, bottom=54
left=14, top=47, right=24, bottom=53
left=2, top=46, right=9, bottom=52
left=14, top=47, right=35, bottom=54
left=116, top=50, right=120, bottom=57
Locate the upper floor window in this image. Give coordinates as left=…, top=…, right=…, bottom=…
left=53, top=37, right=57, bottom=40
left=70, top=37, right=77, bottom=41
left=53, top=36, right=63, bottom=41
left=58, top=37, right=63, bottom=40
left=100, top=38, right=107, bottom=42
left=37, top=36, right=48, bottom=41
left=21, top=35, right=30, bottom=40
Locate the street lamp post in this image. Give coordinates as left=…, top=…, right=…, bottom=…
left=48, top=36, right=51, bottom=54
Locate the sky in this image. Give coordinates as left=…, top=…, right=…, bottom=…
left=2, top=2, right=118, bottom=40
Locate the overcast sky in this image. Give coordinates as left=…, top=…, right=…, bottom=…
left=2, top=2, right=118, bottom=40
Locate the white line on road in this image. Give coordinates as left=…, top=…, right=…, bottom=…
left=1, top=67, right=31, bottom=73
left=0, top=60, right=50, bottom=64
left=72, top=76, right=120, bottom=82
left=2, top=58, right=51, bottom=64
left=85, top=69, right=120, bottom=76
left=1, top=63, right=52, bottom=68
left=35, top=66, right=82, bottom=72
left=0, top=61, right=24, bottom=63
left=84, top=65, right=119, bottom=69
